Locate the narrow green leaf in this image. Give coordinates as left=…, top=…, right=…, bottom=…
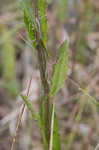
left=79, top=88, right=99, bottom=107
left=39, top=96, right=49, bottom=150
left=24, top=11, right=36, bottom=48
left=39, top=0, right=47, bottom=47
left=21, top=0, right=36, bottom=48
left=53, top=112, right=61, bottom=150
left=1, top=25, right=15, bottom=81
left=21, top=95, right=39, bottom=122
left=50, top=41, right=68, bottom=96
left=21, top=0, right=34, bottom=21
left=21, top=94, right=49, bottom=150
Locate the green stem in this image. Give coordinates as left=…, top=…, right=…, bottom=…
left=33, top=0, right=51, bottom=149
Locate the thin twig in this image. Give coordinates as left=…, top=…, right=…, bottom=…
left=67, top=76, right=99, bottom=106
left=18, top=33, right=33, bottom=49
left=11, top=76, right=33, bottom=150
left=95, top=143, right=99, bottom=150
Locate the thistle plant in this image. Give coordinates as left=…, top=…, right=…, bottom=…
left=10, top=1, right=99, bottom=150
left=15, top=0, right=69, bottom=150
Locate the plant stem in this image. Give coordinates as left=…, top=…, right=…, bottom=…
left=33, top=0, right=51, bottom=149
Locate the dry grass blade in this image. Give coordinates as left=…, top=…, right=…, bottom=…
left=49, top=102, right=55, bottom=150
left=11, top=76, right=33, bottom=150
left=95, top=143, right=99, bottom=150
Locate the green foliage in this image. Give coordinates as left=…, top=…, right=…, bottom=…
left=24, top=11, right=36, bottom=49
left=21, top=0, right=35, bottom=21
left=79, top=88, right=99, bottom=107
left=22, top=94, right=61, bottom=150
left=1, top=25, right=15, bottom=81
left=21, top=1, right=69, bottom=150
left=22, top=1, right=51, bottom=149
left=52, top=107, right=61, bottom=150
left=21, top=95, right=40, bottom=121
left=21, top=95, right=49, bottom=150
left=21, top=0, right=37, bottom=48
left=50, top=41, right=68, bottom=96
left=22, top=0, right=47, bottom=49
left=21, top=95, right=51, bottom=150
left=40, top=97, right=61, bottom=150
left=39, top=0, right=47, bottom=47
left=40, top=96, right=49, bottom=150
left=49, top=41, right=69, bottom=149
left=1, top=25, right=18, bottom=97
left=57, top=0, right=68, bottom=21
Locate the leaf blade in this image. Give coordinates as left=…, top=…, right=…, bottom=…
left=50, top=41, right=68, bottom=96
left=39, top=0, right=47, bottom=47
left=21, top=0, right=37, bottom=48
left=21, top=95, right=39, bottom=122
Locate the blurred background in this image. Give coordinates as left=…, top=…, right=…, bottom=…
left=0, top=0, right=99, bottom=149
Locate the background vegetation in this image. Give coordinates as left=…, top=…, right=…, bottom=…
left=0, top=0, right=99, bottom=150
